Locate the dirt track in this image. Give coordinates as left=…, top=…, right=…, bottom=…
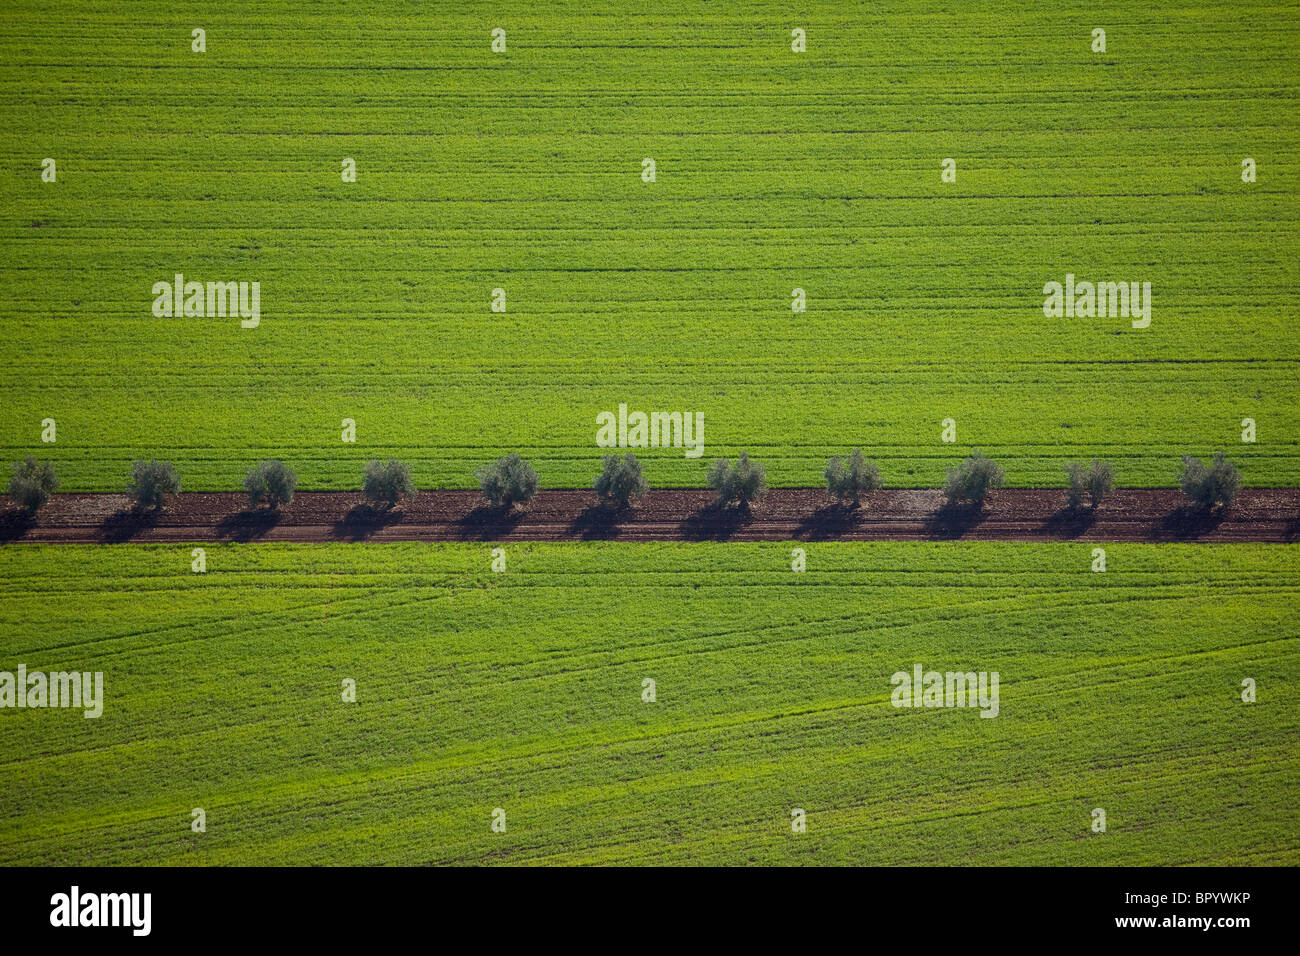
left=1, top=488, right=1297, bottom=544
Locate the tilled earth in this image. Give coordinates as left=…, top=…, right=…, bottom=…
left=2, top=489, right=1298, bottom=543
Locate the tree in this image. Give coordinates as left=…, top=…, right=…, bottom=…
left=476, top=453, right=538, bottom=509
left=8, top=456, right=58, bottom=514
left=244, top=460, right=297, bottom=509
left=825, top=448, right=882, bottom=506
left=942, top=452, right=1004, bottom=509
left=362, top=459, right=416, bottom=510
left=1064, top=459, right=1114, bottom=510
left=593, top=453, right=648, bottom=509
left=706, top=452, right=767, bottom=509
left=127, top=459, right=180, bottom=510
left=1179, top=452, right=1240, bottom=509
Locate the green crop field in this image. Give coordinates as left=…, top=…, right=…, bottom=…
left=0, top=0, right=1297, bottom=880
left=0, top=541, right=1295, bottom=865
left=1, top=1, right=1298, bottom=491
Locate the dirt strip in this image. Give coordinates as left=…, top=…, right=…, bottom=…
left=1, top=489, right=1298, bottom=544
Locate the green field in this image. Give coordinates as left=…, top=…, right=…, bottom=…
left=0, top=541, right=1295, bottom=865
left=1, top=0, right=1297, bottom=872
left=1, top=1, right=1298, bottom=491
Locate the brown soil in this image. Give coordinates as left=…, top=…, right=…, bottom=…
left=2, top=489, right=1298, bottom=544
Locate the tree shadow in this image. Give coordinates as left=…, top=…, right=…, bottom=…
left=216, top=508, right=283, bottom=542
left=1284, top=514, right=1300, bottom=543
left=332, top=504, right=405, bottom=541
left=98, top=507, right=159, bottom=543
left=679, top=502, right=753, bottom=541
left=1042, top=506, right=1098, bottom=540
left=1154, top=505, right=1227, bottom=541
left=0, top=508, right=34, bottom=543
left=456, top=504, right=526, bottom=541
left=923, top=503, right=985, bottom=540
left=794, top=501, right=864, bottom=541
left=569, top=502, right=628, bottom=541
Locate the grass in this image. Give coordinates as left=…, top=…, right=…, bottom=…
left=0, top=0, right=1297, bottom=490
left=0, top=541, right=1295, bottom=865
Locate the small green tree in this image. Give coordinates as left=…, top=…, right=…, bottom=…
left=825, top=448, right=882, bottom=507
left=362, top=459, right=416, bottom=509
left=593, top=453, right=648, bottom=509
left=1064, top=459, right=1114, bottom=510
left=127, top=459, right=181, bottom=510
left=476, top=453, right=539, bottom=509
left=244, top=460, right=298, bottom=509
left=942, top=452, right=1004, bottom=509
left=8, top=456, right=58, bottom=514
left=1179, top=452, right=1240, bottom=509
left=706, top=452, right=767, bottom=509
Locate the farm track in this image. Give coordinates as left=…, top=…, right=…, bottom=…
left=4, top=488, right=1298, bottom=544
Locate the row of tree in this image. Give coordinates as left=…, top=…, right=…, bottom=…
left=828, top=450, right=1239, bottom=511
left=6, top=450, right=1243, bottom=516
left=2, top=455, right=541, bottom=515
